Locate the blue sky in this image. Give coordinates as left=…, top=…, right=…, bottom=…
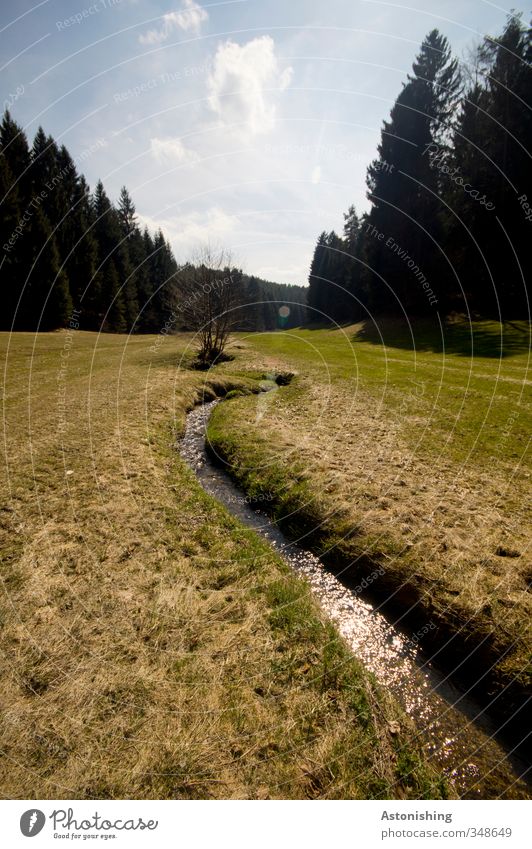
left=1, top=0, right=517, bottom=284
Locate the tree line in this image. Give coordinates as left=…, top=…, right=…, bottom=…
left=308, top=14, right=531, bottom=322
left=0, top=112, right=307, bottom=334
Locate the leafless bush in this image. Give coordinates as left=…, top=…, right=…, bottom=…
left=174, top=245, right=243, bottom=365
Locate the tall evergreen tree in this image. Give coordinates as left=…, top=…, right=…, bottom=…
left=60, top=168, right=101, bottom=327
left=117, top=186, right=137, bottom=238
left=364, top=29, right=461, bottom=313
left=23, top=206, right=72, bottom=330
left=92, top=180, right=129, bottom=332
left=448, top=15, right=532, bottom=316
left=102, top=260, right=127, bottom=333
left=0, top=153, right=22, bottom=328
left=307, top=232, right=328, bottom=322
left=0, top=110, right=32, bottom=200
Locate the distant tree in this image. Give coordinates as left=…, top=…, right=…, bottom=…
left=307, top=232, right=328, bottom=321
left=341, top=205, right=368, bottom=320
left=117, top=186, right=137, bottom=238
left=343, top=205, right=361, bottom=248
left=242, top=275, right=265, bottom=330
left=150, top=230, right=178, bottom=324
left=307, top=231, right=352, bottom=324
left=0, top=112, right=33, bottom=328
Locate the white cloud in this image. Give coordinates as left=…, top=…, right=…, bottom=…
left=150, top=137, right=199, bottom=165
left=207, top=36, right=293, bottom=136
left=256, top=263, right=308, bottom=282
left=310, top=165, right=321, bottom=184
left=173, top=207, right=239, bottom=246
left=139, top=1, right=208, bottom=45
left=138, top=207, right=239, bottom=255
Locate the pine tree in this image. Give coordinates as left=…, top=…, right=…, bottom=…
left=31, top=128, right=62, bottom=225
left=364, top=29, right=461, bottom=314
left=117, top=186, right=137, bottom=237
left=1, top=111, right=195, bottom=333
left=447, top=15, right=531, bottom=317
left=23, top=206, right=72, bottom=330
left=92, top=180, right=129, bottom=331
left=150, top=230, right=177, bottom=322
left=0, top=110, right=32, bottom=200
left=341, top=205, right=367, bottom=320
left=0, top=153, right=22, bottom=328
left=102, top=261, right=127, bottom=333
left=307, top=232, right=328, bottom=322
left=343, top=205, right=361, bottom=248
left=63, top=172, right=101, bottom=327
left=478, top=15, right=531, bottom=315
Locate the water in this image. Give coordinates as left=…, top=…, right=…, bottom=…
left=180, top=400, right=531, bottom=799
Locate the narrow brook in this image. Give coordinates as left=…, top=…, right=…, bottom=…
left=180, top=400, right=531, bottom=799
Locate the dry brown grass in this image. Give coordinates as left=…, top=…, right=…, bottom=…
left=0, top=331, right=445, bottom=800
left=207, top=329, right=531, bottom=699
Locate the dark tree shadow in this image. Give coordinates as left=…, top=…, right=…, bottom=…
left=352, top=315, right=531, bottom=358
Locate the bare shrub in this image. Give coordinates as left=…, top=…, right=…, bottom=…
left=176, top=245, right=243, bottom=365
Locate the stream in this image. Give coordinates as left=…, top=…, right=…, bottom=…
left=180, top=399, right=530, bottom=799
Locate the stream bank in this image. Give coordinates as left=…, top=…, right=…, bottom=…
left=180, top=397, right=530, bottom=799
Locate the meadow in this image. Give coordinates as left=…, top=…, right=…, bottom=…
left=208, top=317, right=531, bottom=712
left=0, top=330, right=445, bottom=799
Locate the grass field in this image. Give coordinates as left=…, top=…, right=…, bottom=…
left=0, top=330, right=447, bottom=800
left=208, top=317, right=531, bottom=704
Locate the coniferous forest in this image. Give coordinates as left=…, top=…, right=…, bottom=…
left=308, top=15, right=532, bottom=323
left=0, top=112, right=307, bottom=334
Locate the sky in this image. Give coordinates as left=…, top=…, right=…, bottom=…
left=0, top=0, right=518, bottom=285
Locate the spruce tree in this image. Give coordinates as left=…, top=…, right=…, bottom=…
left=24, top=206, right=72, bottom=330
left=0, top=110, right=32, bottom=200
left=92, top=181, right=129, bottom=331
left=63, top=172, right=101, bottom=327
left=102, top=261, right=127, bottom=333
left=365, top=29, right=461, bottom=314
left=307, top=232, right=328, bottom=322
left=0, top=153, right=22, bottom=328
left=117, top=186, right=137, bottom=237
left=447, top=15, right=531, bottom=317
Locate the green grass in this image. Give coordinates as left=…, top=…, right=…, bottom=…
left=240, top=316, right=530, bottom=466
